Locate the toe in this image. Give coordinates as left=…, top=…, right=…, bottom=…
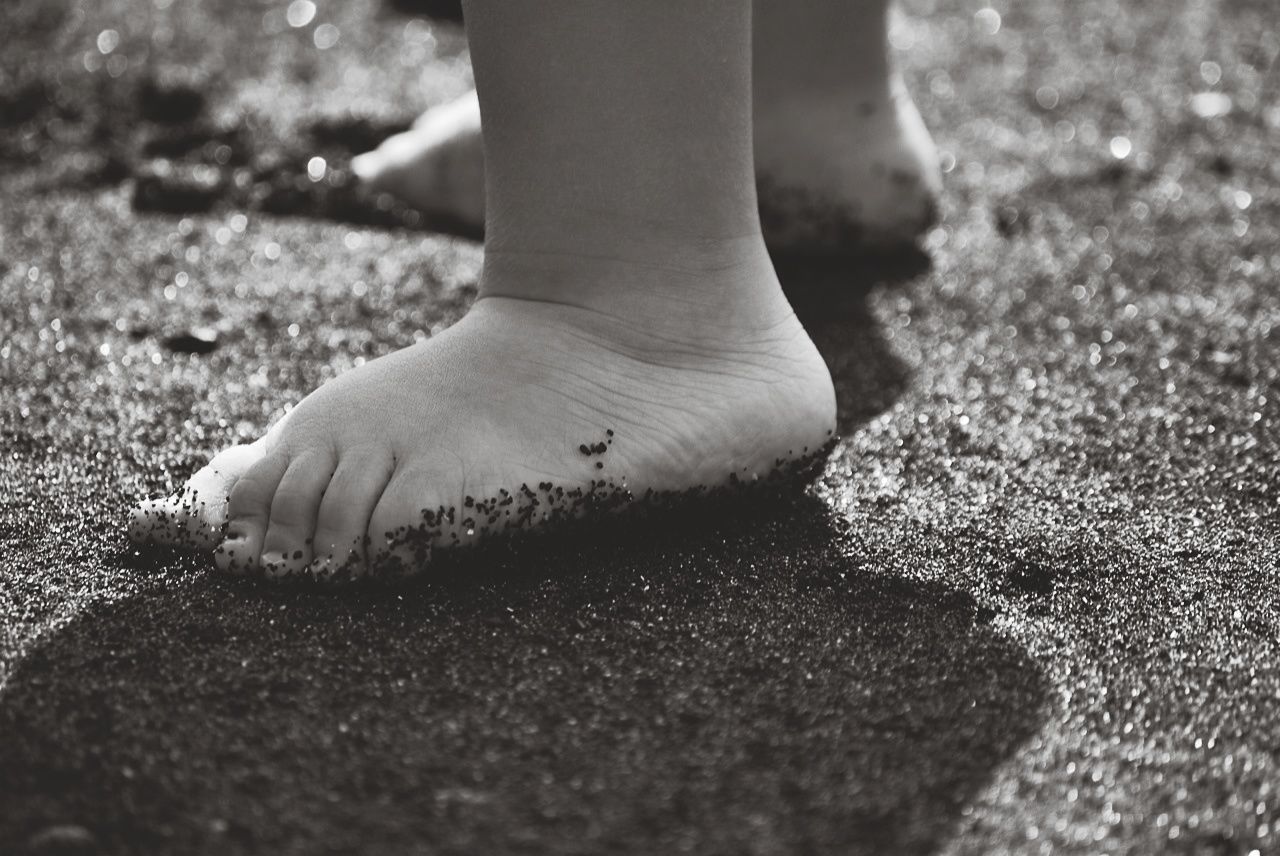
left=352, top=130, right=425, bottom=193
left=129, top=441, right=267, bottom=550
left=259, top=451, right=338, bottom=580
left=366, top=470, right=442, bottom=579
left=214, top=451, right=290, bottom=575
left=309, top=451, right=395, bottom=583
left=350, top=149, right=387, bottom=186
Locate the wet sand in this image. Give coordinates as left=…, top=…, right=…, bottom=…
left=3, top=0, right=1279, bottom=852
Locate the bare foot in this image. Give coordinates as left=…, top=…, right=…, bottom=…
left=351, top=91, right=485, bottom=231
left=753, top=71, right=941, bottom=254
left=130, top=244, right=835, bottom=581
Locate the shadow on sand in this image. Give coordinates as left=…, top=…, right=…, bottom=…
left=0, top=251, right=1046, bottom=855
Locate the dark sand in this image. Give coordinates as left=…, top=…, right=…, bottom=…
left=3, top=0, right=1279, bottom=853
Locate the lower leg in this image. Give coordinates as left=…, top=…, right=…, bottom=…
left=356, top=0, right=941, bottom=252
left=131, top=0, right=835, bottom=580
left=753, top=0, right=891, bottom=104
left=470, top=1, right=759, bottom=257
left=467, top=0, right=790, bottom=330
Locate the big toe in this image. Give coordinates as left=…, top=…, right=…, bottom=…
left=129, top=441, right=267, bottom=550
left=351, top=132, right=433, bottom=195
left=350, top=146, right=394, bottom=189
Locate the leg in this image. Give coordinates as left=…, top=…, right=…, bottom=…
left=355, top=0, right=941, bottom=253
left=131, top=0, right=835, bottom=581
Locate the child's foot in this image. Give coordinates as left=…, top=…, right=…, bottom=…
left=351, top=91, right=485, bottom=231
left=753, top=71, right=941, bottom=255
left=130, top=245, right=836, bottom=580
left=350, top=78, right=940, bottom=254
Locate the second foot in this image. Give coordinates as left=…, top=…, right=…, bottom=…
left=131, top=253, right=835, bottom=581
left=351, top=91, right=485, bottom=232
left=753, top=73, right=942, bottom=255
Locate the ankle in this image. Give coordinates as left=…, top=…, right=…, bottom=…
left=476, top=233, right=792, bottom=337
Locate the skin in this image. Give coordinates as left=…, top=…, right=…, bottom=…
left=130, top=0, right=837, bottom=581
left=353, top=0, right=942, bottom=252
